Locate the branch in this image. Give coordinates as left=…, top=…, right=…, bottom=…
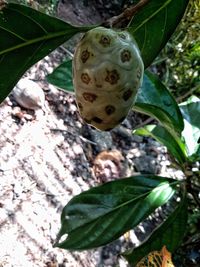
left=176, top=84, right=200, bottom=103
left=103, top=0, right=150, bottom=28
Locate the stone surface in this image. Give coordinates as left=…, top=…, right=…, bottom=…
left=12, top=78, right=45, bottom=110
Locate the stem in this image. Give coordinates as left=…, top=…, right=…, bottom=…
left=103, top=0, right=150, bottom=28
left=176, top=84, right=200, bottom=103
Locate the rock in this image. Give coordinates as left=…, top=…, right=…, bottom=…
left=90, top=128, right=113, bottom=151
left=12, top=78, right=45, bottom=110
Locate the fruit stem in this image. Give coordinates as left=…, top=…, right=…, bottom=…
left=103, top=0, right=150, bottom=28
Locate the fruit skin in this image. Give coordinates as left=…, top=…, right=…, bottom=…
left=73, top=26, right=144, bottom=131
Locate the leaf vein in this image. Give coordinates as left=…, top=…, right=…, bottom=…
left=0, top=26, right=27, bottom=41
left=131, top=0, right=172, bottom=33
left=0, top=30, right=69, bottom=56
left=8, top=5, right=48, bottom=34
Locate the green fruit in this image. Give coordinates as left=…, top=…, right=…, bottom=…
left=73, top=26, right=144, bottom=131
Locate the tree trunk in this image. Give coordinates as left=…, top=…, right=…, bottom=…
left=57, top=0, right=125, bottom=25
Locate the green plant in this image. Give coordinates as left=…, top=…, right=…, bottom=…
left=153, top=0, right=200, bottom=98
left=0, top=0, right=199, bottom=266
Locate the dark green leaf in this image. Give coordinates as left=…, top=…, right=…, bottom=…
left=134, top=71, right=184, bottom=135
left=0, top=3, right=86, bottom=103
left=46, top=60, right=74, bottom=92
left=54, top=175, right=177, bottom=250
left=128, top=0, right=189, bottom=67
left=134, top=124, right=187, bottom=165
left=123, top=194, right=188, bottom=266
left=179, top=95, right=200, bottom=160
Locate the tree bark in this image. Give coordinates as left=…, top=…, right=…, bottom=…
left=57, top=0, right=125, bottom=26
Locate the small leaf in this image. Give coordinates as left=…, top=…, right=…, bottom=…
left=134, top=124, right=187, bottom=165
left=123, top=194, right=188, bottom=266
left=0, top=3, right=87, bottom=103
left=54, top=175, right=177, bottom=250
left=128, top=0, right=189, bottom=67
left=134, top=71, right=184, bottom=135
left=179, top=95, right=200, bottom=160
left=46, top=60, right=74, bottom=92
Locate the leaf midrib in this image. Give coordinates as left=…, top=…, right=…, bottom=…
left=130, top=0, right=172, bottom=33
left=0, top=30, right=74, bottom=56
left=67, top=182, right=176, bottom=233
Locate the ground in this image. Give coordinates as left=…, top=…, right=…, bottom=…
left=0, top=47, right=179, bottom=267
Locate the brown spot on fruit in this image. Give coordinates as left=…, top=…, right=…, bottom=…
left=81, top=49, right=90, bottom=63
left=92, top=117, right=103, bottom=123
left=121, top=50, right=131, bottom=62
left=105, top=105, right=116, bottom=115
left=105, top=70, right=119, bottom=85
left=123, top=89, right=132, bottom=101
left=83, top=92, right=97, bottom=102
left=99, top=35, right=111, bottom=46
left=81, top=73, right=91, bottom=84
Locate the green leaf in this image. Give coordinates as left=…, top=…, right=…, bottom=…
left=128, top=0, right=189, bottom=67
left=123, top=194, right=188, bottom=266
left=54, top=175, right=177, bottom=250
left=134, top=71, right=184, bottom=135
left=134, top=124, right=187, bottom=165
left=0, top=3, right=85, bottom=103
left=46, top=60, right=74, bottom=92
left=179, top=95, right=200, bottom=160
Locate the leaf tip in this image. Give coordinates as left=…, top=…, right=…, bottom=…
left=53, top=231, right=69, bottom=249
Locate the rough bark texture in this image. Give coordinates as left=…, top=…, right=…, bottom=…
left=57, top=0, right=125, bottom=25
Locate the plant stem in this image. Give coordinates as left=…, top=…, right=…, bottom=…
left=103, top=0, right=150, bottom=28
left=176, top=84, right=200, bottom=103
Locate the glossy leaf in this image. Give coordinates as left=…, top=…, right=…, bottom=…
left=123, top=194, right=188, bottom=266
left=46, top=60, right=74, bottom=92
left=134, top=71, right=184, bottom=135
left=134, top=124, right=187, bottom=165
left=0, top=3, right=85, bottom=103
left=179, top=96, right=200, bottom=160
left=54, top=175, right=177, bottom=250
left=128, top=0, right=189, bottom=67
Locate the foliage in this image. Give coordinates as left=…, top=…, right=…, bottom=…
left=54, top=176, right=177, bottom=250
left=0, top=1, right=199, bottom=266
left=8, top=0, right=58, bottom=15
left=123, top=195, right=188, bottom=265
left=154, top=0, right=200, bottom=98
